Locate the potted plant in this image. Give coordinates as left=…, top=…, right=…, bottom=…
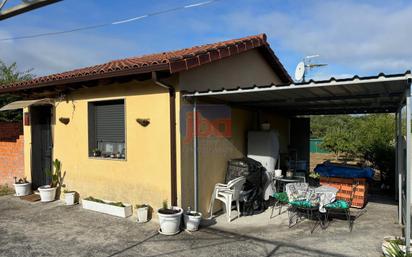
left=82, top=196, right=132, bottom=218
left=382, top=236, right=412, bottom=256
left=63, top=188, right=76, bottom=206
left=13, top=177, right=32, bottom=196
left=92, top=148, right=101, bottom=157
left=308, top=172, right=320, bottom=187
left=157, top=200, right=183, bottom=235
left=38, top=159, right=66, bottom=202
left=183, top=207, right=202, bottom=232
left=136, top=204, right=150, bottom=223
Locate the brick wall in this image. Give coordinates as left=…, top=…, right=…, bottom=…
left=0, top=122, right=24, bottom=186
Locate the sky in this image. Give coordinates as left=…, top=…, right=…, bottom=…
left=0, top=0, right=411, bottom=81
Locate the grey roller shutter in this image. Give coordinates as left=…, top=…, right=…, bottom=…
left=93, top=100, right=125, bottom=143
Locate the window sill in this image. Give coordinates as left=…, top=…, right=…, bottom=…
left=89, top=156, right=127, bottom=161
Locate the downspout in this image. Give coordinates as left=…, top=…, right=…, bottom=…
left=152, top=72, right=177, bottom=207
left=193, top=97, right=199, bottom=212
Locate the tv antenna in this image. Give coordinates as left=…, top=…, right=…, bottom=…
left=294, top=55, right=328, bottom=82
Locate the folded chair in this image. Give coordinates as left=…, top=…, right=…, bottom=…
left=208, top=176, right=246, bottom=222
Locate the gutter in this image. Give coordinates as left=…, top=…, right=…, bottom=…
left=151, top=72, right=178, bottom=207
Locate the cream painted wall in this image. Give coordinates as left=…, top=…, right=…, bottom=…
left=24, top=81, right=174, bottom=212
left=179, top=49, right=283, bottom=91
left=179, top=101, right=254, bottom=214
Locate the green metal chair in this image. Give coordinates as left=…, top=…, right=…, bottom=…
left=325, top=182, right=359, bottom=232
left=288, top=199, right=322, bottom=234
left=270, top=192, right=289, bottom=218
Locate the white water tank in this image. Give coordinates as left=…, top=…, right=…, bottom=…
left=247, top=130, right=280, bottom=172
left=247, top=130, right=280, bottom=200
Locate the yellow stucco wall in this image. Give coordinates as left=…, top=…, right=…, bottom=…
left=24, top=80, right=176, bottom=212
left=179, top=49, right=283, bottom=91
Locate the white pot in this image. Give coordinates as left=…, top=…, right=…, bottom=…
left=38, top=185, right=57, bottom=202
left=137, top=206, right=149, bottom=223
left=13, top=183, right=32, bottom=196
left=157, top=206, right=183, bottom=235
left=64, top=192, right=76, bottom=206
left=382, top=236, right=412, bottom=256
left=274, top=169, right=282, bottom=178
left=184, top=211, right=202, bottom=232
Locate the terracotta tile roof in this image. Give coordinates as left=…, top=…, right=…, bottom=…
left=0, top=33, right=291, bottom=93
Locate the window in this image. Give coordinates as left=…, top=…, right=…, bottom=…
left=88, top=100, right=126, bottom=159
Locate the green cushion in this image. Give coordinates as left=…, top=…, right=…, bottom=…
left=289, top=200, right=317, bottom=208
left=273, top=192, right=289, bottom=203
left=325, top=200, right=350, bottom=209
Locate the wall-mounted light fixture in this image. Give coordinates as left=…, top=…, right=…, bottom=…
left=136, top=118, right=150, bottom=127
left=59, top=117, right=70, bottom=125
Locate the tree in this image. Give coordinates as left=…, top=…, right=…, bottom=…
left=0, top=61, right=34, bottom=122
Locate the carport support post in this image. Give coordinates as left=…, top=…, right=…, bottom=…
left=397, top=108, right=402, bottom=224
left=406, top=84, right=411, bottom=253
left=193, top=97, right=199, bottom=212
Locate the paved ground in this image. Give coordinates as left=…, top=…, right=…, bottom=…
left=0, top=194, right=401, bottom=257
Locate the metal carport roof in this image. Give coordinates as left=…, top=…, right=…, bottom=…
left=183, top=71, right=412, bottom=115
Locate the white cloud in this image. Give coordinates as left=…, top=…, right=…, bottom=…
left=0, top=29, right=137, bottom=76
left=222, top=1, right=412, bottom=74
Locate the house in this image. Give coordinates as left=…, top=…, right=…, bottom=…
left=0, top=34, right=292, bottom=214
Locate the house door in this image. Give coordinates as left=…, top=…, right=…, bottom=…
left=30, top=105, right=53, bottom=189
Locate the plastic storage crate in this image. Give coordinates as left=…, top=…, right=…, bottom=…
left=320, top=177, right=368, bottom=208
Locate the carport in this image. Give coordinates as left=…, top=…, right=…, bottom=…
left=184, top=71, right=412, bottom=252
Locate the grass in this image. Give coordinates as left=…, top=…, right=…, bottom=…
left=0, top=184, right=14, bottom=196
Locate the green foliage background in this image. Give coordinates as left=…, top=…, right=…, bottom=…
left=311, top=114, right=396, bottom=187
left=0, top=61, right=34, bottom=122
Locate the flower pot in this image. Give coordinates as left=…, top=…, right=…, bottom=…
left=157, top=206, right=183, bottom=235
left=64, top=192, right=76, bottom=205
left=13, top=182, right=32, bottom=196
left=137, top=206, right=149, bottom=223
left=382, top=236, right=412, bottom=256
left=184, top=211, right=202, bottom=232
left=38, top=185, right=57, bottom=202
left=274, top=169, right=282, bottom=178
left=308, top=177, right=320, bottom=187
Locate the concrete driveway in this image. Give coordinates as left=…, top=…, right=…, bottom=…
left=0, top=195, right=401, bottom=257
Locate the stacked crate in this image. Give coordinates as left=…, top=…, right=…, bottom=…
left=320, top=177, right=368, bottom=208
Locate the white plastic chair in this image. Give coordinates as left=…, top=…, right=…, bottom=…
left=208, top=176, right=246, bottom=222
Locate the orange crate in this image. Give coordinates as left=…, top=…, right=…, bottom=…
left=320, top=177, right=368, bottom=208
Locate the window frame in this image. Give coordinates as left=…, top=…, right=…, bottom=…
left=87, top=98, right=127, bottom=161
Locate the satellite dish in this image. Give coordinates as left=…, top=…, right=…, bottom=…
left=294, top=61, right=305, bottom=81
left=294, top=55, right=328, bottom=83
